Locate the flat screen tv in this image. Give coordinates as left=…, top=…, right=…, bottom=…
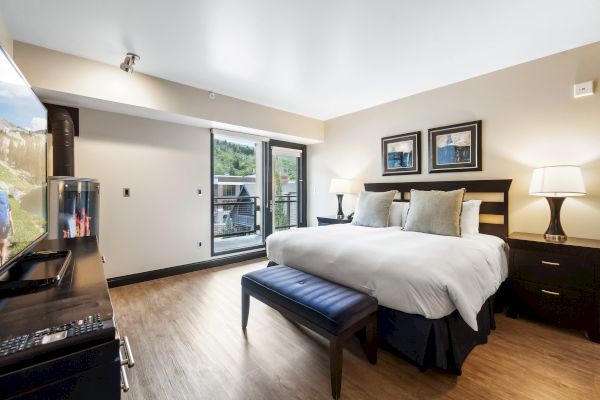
left=0, top=46, right=48, bottom=277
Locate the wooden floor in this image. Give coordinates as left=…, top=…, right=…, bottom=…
left=110, top=258, right=600, bottom=400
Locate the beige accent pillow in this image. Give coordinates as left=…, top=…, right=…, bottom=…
left=403, top=189, right=466, bottom=237
left=351, top=190, right=397, bottom=228
left=388, top=202, right=407, bottom=227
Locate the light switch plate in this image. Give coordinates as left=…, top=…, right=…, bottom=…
left=573, top=81, right=594, bottom=98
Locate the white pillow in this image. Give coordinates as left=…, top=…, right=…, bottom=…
left=401, top=202, right=409, bottom=226
left=388, top=202, right=407, bottom=227
left=461, top=200, right=482, bottom=236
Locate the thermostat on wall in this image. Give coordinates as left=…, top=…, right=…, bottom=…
left=573, top=81, right=594, bottom=98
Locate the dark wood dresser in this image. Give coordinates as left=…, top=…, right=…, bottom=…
left=317, top=215, right=352, bottom=226
left=507, top=232, right=600, bottom=342
left=0, top=237, right=133, bottom=399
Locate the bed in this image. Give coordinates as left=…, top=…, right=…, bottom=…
left=266, top=179, right=512, bottom=374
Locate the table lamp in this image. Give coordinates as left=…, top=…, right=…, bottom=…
left=529, top=165, right=586, bottom=242
left=329, top=179, right=361, bottom=218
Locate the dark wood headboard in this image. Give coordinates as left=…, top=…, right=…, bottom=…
left=364, top=179, right=512, bottom=239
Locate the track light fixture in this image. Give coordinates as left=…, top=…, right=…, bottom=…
left=120, top=53, right=140, bottom=73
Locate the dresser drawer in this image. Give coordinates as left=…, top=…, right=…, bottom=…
left=512, top=279, right=591, bottom=328
left=511, top=249, right=595, bottom=289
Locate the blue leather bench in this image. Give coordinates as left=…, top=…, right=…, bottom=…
left=241, top=265, right=378, bottom=399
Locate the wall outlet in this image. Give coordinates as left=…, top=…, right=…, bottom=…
left=123, top=188, right=131, bottom=197
left=573, top=81, right=594, bottom=98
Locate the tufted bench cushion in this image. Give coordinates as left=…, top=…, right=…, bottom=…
left=241, top=265, right=377, bottom=335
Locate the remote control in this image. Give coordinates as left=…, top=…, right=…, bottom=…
left=0, top=314, right=115, bottom=370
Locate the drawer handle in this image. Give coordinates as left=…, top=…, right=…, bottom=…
left=541, top=289, right=560, bottom=296
left=541, top=261, right=560, bottom=267
left=121, top=365, right=130, bottom=392
left=120, top=335, right=135, bottom=368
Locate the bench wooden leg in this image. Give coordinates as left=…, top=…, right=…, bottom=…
left=364, top=314, right=378, bottom=365
left=329, top=336, right=343, bottom=400
left=242, top=288, right=250, bottom=332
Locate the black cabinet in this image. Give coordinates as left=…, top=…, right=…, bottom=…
left=507, top=232, right=600, bottom=342
left=0, top=237, right=132, bottom=399
left=317, top=216, right=352, bottom=226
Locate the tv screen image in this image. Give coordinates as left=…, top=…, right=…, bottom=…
left=0, top=47, right=47, bottom=272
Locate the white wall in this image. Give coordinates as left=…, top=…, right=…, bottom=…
left=309, top=41, right=600, bottom=240
left=0, top=11, right=12, bottom=56
left=75, top=108, right=213, bottom=278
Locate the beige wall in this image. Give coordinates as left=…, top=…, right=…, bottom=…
left=309, top=42, right=600, bottom=239
left=74, top=108, right=213, bottom=278
left=8, top=41, right=323, bottom=279
left=0, top=11, right=12, bottom=56
left=13, top=41, right=324, bottom=143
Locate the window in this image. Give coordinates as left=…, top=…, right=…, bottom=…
left=223, top=185, right=236, bottom=197
left=268, top=142, right=306, bottom=233
left=211, top=131, right=265, bottom=255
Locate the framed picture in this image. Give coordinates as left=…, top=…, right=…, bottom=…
left=428, top=120, right=482, bottom=173
left=381, top=131, right=421, bottom=176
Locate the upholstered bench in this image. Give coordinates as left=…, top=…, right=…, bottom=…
left=241, top=265, right=378, bottom=400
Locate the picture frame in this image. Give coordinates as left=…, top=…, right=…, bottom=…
left=428, top=120, right=482, bottom=173
left=381, top=131, right=421, bottom=176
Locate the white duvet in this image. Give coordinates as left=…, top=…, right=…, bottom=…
left=266, top=224, right=508, bottom=331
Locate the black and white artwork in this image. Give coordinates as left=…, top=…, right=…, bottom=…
left=428, top=120, right=482, bottom=173
left=381, top=131, right=421, bottom=176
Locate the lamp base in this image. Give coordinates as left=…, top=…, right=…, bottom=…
left=544, top=233, right=567, bottom=243
left=336, top=194, right=344, bottom=219
left=544, top=197, right=567, bottom=243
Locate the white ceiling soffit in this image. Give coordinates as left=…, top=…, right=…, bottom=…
left=2, top=1, right=600, bottom=120
left=36, top=88, right=322, bottom=145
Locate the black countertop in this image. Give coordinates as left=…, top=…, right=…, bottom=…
left=0, top=237, right=114, bottom=338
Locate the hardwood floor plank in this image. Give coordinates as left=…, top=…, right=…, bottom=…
left=110, top=258, right=600, bottom=400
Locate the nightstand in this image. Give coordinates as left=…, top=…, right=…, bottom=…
left=507, top=232, right=600, bottom=342
left=317, top=215, right=352, bottom=226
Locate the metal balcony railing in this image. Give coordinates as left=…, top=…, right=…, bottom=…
left=274, top=192, right=297, bottom=231
left=213, top=196, right=259, bottom=238
left=212, top=192, right=298, bottom=238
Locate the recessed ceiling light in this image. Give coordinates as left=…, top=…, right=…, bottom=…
left=120, top=53, right=140, bottom=73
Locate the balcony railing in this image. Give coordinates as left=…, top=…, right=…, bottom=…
left=212, top=192, right=298, bottom=238
left=213, top=196, right=259, bottom=238
left=274, top=192, right=297, bottom=231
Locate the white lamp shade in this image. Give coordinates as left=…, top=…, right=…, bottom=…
left=529, top=165, right=586, bottom=197
left=329, top=178, right=363, bottom=194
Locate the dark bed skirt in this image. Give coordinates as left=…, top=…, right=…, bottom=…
left=378, top=295, right=496, bottom=375
left=265, top=261, right=499, bottom=375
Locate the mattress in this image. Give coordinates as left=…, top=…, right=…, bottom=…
left=266, top=224, right=508, bottom=331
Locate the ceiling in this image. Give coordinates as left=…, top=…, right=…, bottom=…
left=2, top=1, right=600, bottom=120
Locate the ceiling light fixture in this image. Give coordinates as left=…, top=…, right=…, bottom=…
left=120, top=53, right=140, bottom=73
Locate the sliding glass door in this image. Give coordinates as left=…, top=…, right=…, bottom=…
left=211, top=131, right=266, bottom=255
left=210, top=133, right=307, bottom=255
left=267, top=140, right=307, bottom=233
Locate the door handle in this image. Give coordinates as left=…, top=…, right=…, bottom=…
left=120, top=335, right=135, bottom=368
left=120, top=365, right=130, bottom=392
left=541, top=289, right=560, bottom=296
left=541, top=261, right=560, bottom=267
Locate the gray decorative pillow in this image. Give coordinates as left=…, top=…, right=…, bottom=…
left=351, top=190, right=397, bottom=228
left=403, top=189, right=466, bottom=237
